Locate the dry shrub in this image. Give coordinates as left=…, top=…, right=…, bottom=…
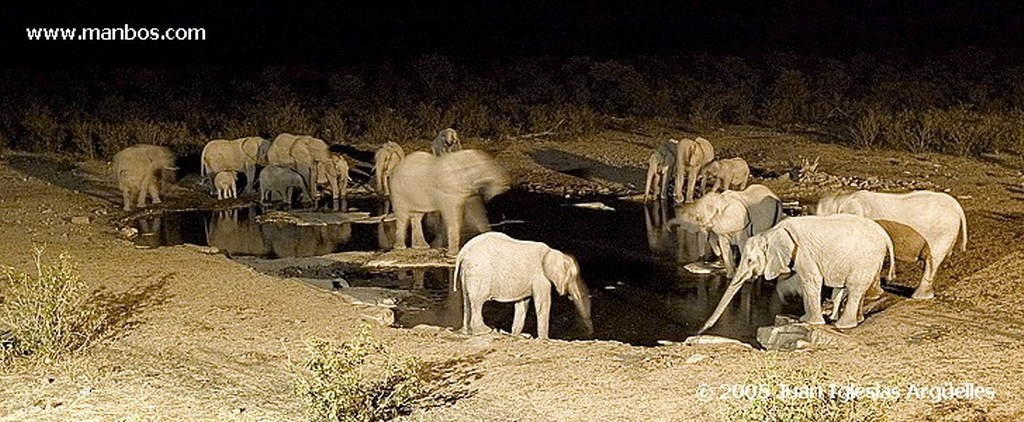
left=22, top=103, right=63, bottom=152
left=365, top=109, right=418, bottom=143
left=847, top=107, right=887, bottom=149
left=0, top=248, right=104, bottom=362
left=295, top=325, right=423, bottom=422
left=689, top=97, right=723, bottom=132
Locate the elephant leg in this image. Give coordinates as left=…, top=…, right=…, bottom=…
left=394, top=212, right=410, bottom=250
left=829, top=288, right=845, bottom=321
left=469, top=296, right=490, bottom=335
left=443, top=206, right=464, bottom=256
left=122, top=187, right=133, bottom=211
left=533, top=279, right=552, bottom=339
left=913, top=257, right=937, bottom=299
left=799, top=275, right=825, bottom=325
left=461, top=286, right=472, bottom=335
left=137, top=176, right=152, bottom=208
left=686, top=168, right=699, bottom=203
left=673, top=165, right=685, bottom=202
left=712, top=179, right=722, bottom=193
left=644, top=165, right=656, bottom=201
left=511, top=298, right=531, bottom=336
left=410, top=213, right=429, bottom=249
left=659, top=172, right=670, bottom=198
left=835, top=286, right=866, bottom=329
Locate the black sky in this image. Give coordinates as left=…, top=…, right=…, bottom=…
left=4, top=1, right=1024, bottom=66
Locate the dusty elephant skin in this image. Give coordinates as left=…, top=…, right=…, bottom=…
left=112, top=144, right=176, bottom=211
left=2, top=127, right=1024, bottom=421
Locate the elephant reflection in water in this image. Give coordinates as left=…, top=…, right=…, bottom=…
left=376, top=200, right=397, bottom=250
left=261, top=222, right=352, bottom=258
left=645, top=200, right=708, bottom=264
left=205, top=209, right=271, bottom=256
left=134, top=215, right=181, bottom=249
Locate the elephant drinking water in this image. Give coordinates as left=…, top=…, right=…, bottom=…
left=454, top=232, right=593, bottom=339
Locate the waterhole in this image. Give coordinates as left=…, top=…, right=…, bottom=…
left=131, top=192, right=802, bottom=346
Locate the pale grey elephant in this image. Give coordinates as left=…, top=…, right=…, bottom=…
left=259, top=165, right=310, bottom=205
left=431, top=128, right=462, bottom=156
left=214, top=171, right=237, bottom=200
left=815, top=190, right=967, bottom=299
left=316, top=153, right=350, bottom=199
left=674, top=137, right=715, bottom=203
left=112, top=144, right=176, bottom=211
left=374, top=141, right=405, bottom=196
left=454, top=232, right=593, bottom=339
left=200, top=137, right=270, bottom=193
left=673, top=184, right=784, bottom=277
left=700, top=215, right=895, bottom=332
left=267, top=134, right=338, bottom=201
left=644, top=139, right=678, bottom=201
left=389, top=150, right=509, bottom=256
left=700, top=157, right=750, bottom=193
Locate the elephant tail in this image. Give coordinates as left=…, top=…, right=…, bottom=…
left=452, top=253, right=463, bottom=292
left=884, top=229, right=896, bottom=282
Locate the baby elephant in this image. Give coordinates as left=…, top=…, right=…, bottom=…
left=454, top=232, right=593, bottom=339
left=214, top=171, right=238, bottom=200
left=701, top=157, right=750, bottom=193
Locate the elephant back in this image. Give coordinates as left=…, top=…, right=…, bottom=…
left=436, top=150, right=508, bottom=198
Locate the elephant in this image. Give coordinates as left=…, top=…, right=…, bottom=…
left=112, top=144, right=176, bottom=211
left=200, top=137, right=270, bottom=193
left=700, top=214, right=895, bottom=332
left=454, top=232, right=593, bottom=339
left=674, top=137, right=715, bottom=203
left=431, top=128, right=462, bottom=156
left=316, top=153, right=350, bottom=200
left=374, top=141, right=405, bottom=196
left=389, top=149, right=509, bottom=256
left=214, top=171, right=238, bottom=200
left=700, top=157, right=750, bottom=193
left=814, top=190, right=967, bottom=299
left=259, top=165, right=311, bottom=205
left=267, top=134, right=338, bottom=201
left=643, top=139, right=678, bottom=201
left=673, top=184, right=784, bottom=277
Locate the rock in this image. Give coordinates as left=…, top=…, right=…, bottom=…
left=410, top=324, right=445, bottom=333
left=685, top=354, right=708, bottom=364
left=360, top=307, right=395, bottom=326
left=682, top=335, right=753, bottom=348
left=756, top=317, right=856, bottom=351
left=118, top=227, right=139, bottom=240
left=70, top=216, right=91, bottom=225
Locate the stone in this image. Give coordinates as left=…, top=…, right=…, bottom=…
left=685, top=354, right=708, bottom=364
left=70, top=216, right=91, bottom=225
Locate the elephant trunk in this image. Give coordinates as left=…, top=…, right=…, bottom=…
left=567, top=279, right=594, bottom=336
left=698, top=267, right=754, bottom=334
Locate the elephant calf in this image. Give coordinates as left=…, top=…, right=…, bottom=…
left=454, top=232, right=593, bottom=339
left=215, top=171, right=238, bottom=200
left=431, top=128, right=462, bottom=156
left=259, top=165, right=310, bottom=205
left=643, top=139, right=678, bottom=201
left=701, top=157, right=750, bottom=193
left=113, top=144, right=176, bottom=211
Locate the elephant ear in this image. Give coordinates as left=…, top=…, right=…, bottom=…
left=765, top=227, right=797, bottom=280
left=543, top=249, right=577, bottom=296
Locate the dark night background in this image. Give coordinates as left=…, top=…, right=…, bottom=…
left=3, top=1, right=1024, bottom=65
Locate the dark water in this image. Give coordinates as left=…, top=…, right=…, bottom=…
left=131, top=192, right=801, bottom=346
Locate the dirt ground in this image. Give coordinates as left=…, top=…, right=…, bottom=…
left=1, top=126, right=1023, bottom=421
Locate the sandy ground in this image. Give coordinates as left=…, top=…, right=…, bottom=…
left=1, top=126, right=1023, bottom=421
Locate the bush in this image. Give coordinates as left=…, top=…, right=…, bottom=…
left=0, top=248, right=104, bottom=362
left=295, top=325, right=423, bottom=422
left=730, top=363, right=899, bottom=422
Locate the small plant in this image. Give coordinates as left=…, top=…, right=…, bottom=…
left=0, top=248, right=103, bottom=362
left=295, top=325, right=423, bottom=422
left=729, top=362, right=899, bottom=422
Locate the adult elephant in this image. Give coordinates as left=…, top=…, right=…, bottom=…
left=454, top=232, right=593, bottom=339
left=673, top=184, right=784, bottom=277
left=815, top=190, right=967, bottom=299
left=112, top=144, right=176, bottom=211
left=200, top=137, right=270, bottom=193
left=389, top=149, right=509, bottom=256
left=643, top=139, right=678, bottom=201
left=267, top=134, right=337, bottom=201
left=374, top=141, right=405, bottom=196
left=700, top=214, right=895, bottom=332
left=674, top=137, right=715, bottom=203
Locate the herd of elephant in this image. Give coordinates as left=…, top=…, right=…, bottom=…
left=642, top=137, right=968, bottom=334
left=111, top=130, right=969, bottom=341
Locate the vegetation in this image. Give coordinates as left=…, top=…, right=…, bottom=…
left=729, top=362, right=900, bottom=422
left=0, top=248, right=104, bottom=362
left=294, top=325, right=423, bottom=422
left=3, top=48, right=1024, bottom=159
